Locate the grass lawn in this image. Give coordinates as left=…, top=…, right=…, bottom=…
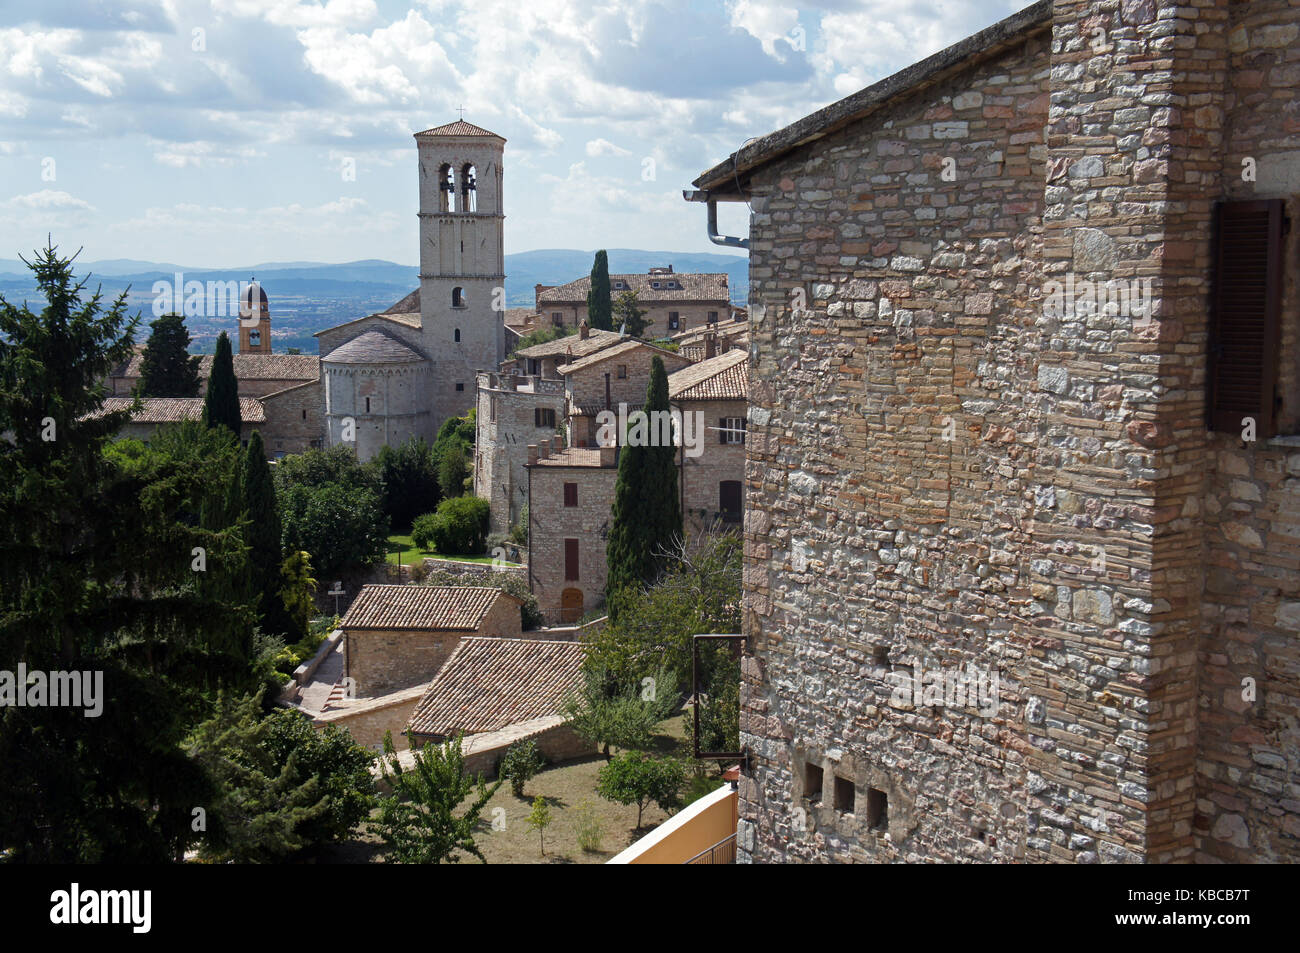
left=320, top=714, right=721, bottom=864
left=385, top=533, right=521, bottom=568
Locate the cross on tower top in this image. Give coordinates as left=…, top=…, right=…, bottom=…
left=456, top=105, right=464, bottom=120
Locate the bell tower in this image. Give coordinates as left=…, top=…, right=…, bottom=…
left=413, top=119, right=506, bottom=431
left=238, top=278, right=271, bottom=354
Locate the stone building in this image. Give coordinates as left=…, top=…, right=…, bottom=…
left=560, top=337, right=693, bottom=446
left=507, top=323, right=623, bottom=379
left=474, top=369, right=567, bottom=534
left=92, top=396, right=266, bottom=445
left=313, top=119, right=508, bottom=460
left=668, top=347, right=749, bottom=534
left=690, top=0, right=1300, bottom=863
left=339, top=584, right=522, bottom=698
left=526, top=442, right=619, bottom=622
left=535, top=265, right=735, bottom=336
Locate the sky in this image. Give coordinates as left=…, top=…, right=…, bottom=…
left=0, top=0, right=1026, bottom=268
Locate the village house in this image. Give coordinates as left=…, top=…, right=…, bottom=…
left=689, top=0, right=1300, bottom=863
left=668, top=347, right=749, bottom=534
left=535, top=265, right=735, bottom=336
left=474, top=367, right=567, bottom=534
left=559, top=336, right=693, bottom=447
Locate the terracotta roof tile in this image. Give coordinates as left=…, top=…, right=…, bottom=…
left=414, top=120, right=504, bottom=139
left=669, top=348, right=749, bottom=401
left=113, top=352, right=320, bottom=382
left=538, top=271, right=729, bottom=304
left=341, top=585, right=517, bottom=631
left=512, top=327, right=622, bottom=360
left=408, top=637, right=586, bottom=737
left=556, top=338, right=691, bottom=376
left=322, top=330, right=425, bottom=364
left=93, top=396, right=266, bottom=424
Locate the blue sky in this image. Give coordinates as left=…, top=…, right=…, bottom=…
left=0, top=0, right=1024, bottom=267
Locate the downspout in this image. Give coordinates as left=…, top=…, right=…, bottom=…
left=683, top=190, right=749, bottom=249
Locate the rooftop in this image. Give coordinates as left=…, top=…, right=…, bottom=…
left=322, top=330, right=425, bottom=365
left=93, top=396, right=266, bottom=424
left=408, top=637, right=586, bottom=738
left=112, top=351, right=320, bottom=382
left=414, top=119, right=505, bottom=140
left=538, top=270, right=730, bottom=304
left=512, top=327, right=623, bottom=361
left=340, top=585, right=519, bottom=631
left=669, top=348, right=749, bottom=402
left=556, top=338, right=689, bottom=376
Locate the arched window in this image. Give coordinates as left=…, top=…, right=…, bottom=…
left=454, top=328, right=461, bottom=342
left=249, top=329, right=260, bottom=347
left=461, top=163, right=477, bottom=212
left=452, top=287, right=465, bottom=308
left=438, top=163, right=454, bottom=212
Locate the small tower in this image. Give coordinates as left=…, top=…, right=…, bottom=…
left=413, top=118, right=506, bottom=431
left=239, top=279, right=271, bottom=354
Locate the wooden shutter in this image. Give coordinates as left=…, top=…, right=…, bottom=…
left=719, top=418, right=726, bottom=444
left=564, top=539, right=579, bottom=581
left=1208, top=199, right=1286, bottom=437
left=563, top=482, right=578, bottom=507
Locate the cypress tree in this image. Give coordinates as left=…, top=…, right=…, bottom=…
left=587, top=250, right=613, bottom=331
left=605, top=356, right=681, bottom=617
left=244, top=431, right=295, bottom=640
left=137, top=312, right=201, bottom=397
left=203, top=331, right=241, bottom=437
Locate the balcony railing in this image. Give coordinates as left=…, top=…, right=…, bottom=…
left=684, top=832, right=737, bottom=865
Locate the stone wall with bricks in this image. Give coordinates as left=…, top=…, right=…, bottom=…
left=343, top=595, right=522, bottom=697
left=527, top=454, right=618, bottom=622
left=735, top=0, right=1300, bottom=865
left=679, top=397, right=748, bottom=535
left=475, top=371, right=566, bottom=534
left=565, top=347, right=693, bottom=422
left=1195, top=0, right=1300, bottom=864
left=259, top=380, right=324, bottom=456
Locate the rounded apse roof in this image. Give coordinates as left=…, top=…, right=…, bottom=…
left=322, top=330, right=425, bottom=365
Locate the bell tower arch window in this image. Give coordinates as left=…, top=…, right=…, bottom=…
left=438, top=163, right=454, bottom=212
left=461, top=163, right=477, bottom=212
left=452, top=287, right=465, bottom=308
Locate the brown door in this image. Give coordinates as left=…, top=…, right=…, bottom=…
left=561, top=587, right=583, bottom=624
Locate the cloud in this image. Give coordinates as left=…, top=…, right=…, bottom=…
left=585, top=138, right=631, bottom=158
left=3, top=189, right=94, bottom=210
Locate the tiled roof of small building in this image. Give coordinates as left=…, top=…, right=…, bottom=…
left=341, top=585, right=519, bottom=631
left=408, top=637, right=586, bottom=737
left=383, top=288, right=420, bottom=314
left=556, top=338, right=689, bottom=376
left=538, top=271, right=729, bottom=304
left=112, top=351, right=320, bottom=381
left=322, top=330, right=425, bottom=364
left=414, top=120, right=504, bottom=140
left=95, top=396, right=265, bottom=423
left=529, top=447, right=609, bottom=467
left=669, top=348, right=748, bottom=401
left=512, top=327, right=622, bottom=360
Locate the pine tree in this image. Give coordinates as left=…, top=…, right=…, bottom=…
left=587, top=249, right=613, bottom=331
left=605, top=356, right=681, bottom=617
left=203, top=331, right=241, bottom=437
left=244, top=431, right=294, bottom=640
left=137, top=312, right=200, bottom=397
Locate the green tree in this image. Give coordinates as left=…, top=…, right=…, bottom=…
left=597, top=751, right=685, bottom=829
left=375, top=437, right=440, bottom=532
left=499, top=738, right=545, bottom=798
left=279, top=481, right=389, bottom=582
left=560, top=666, right=678, bottom=760
left=137, top=312, right=200, bottom=397
left=613, top=290, right=649, bottom=338
left=0, top=244, right=263, bottom=862
left=202, top=331, right=241, bottom=437
left=375, top=732, right=501, bottom=864
left=605, top=356, right=681, bottom=617
left=587, top=250, right=613, bottom=331
left=425, top=495, right=489, bottom=555
left=526, top=796, right=551, bottom=856
left=438, top=441, right=467, bottom=499
left=279, top=549, right=318, bottom=641
left=275, top=445, right=381, bottom=495
left=245, top=431, right=295, bottom=639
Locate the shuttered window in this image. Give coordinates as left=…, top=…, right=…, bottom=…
left=563, top=482, right=578, bottom=507
left=564, top=538, right=579, bottom=581
left=1208, top=199, right=1286, bottom=437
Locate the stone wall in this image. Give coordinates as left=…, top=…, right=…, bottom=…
left=528, top=459, right=617, bottom=622
left=312, top=684, right=426, bottom=750
left=565, top=348, right=693, bottom=423
left=259, top=379, right=323, bottom=456
left=475, top=372, right=566, bottom=533
left=679, top=397, right=747, bottom=534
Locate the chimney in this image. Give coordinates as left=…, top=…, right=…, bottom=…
left=579, top=319, right=590, bottom=340
left=600, top=444, right=617, bottom=467
left=527, top=444, right=539, bottom=465
left=704, top=330, right=717, bottom=360
left=551, top=434, right=563, bottom=453
left=537, top=442, right=549, bottom=461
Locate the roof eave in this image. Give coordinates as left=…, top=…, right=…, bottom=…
left=692, top=0, right=1052, bottom=192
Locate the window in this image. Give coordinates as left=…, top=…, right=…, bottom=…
left=455, top=382, right=464, bottom=392
left=652, top=281, right=660, bottom=289
left=438, top=163, right=454, bottom=212
left=460, top=163, right=477, bottom=212
left=834, top=776, right=855, bottom=814
left=528, top=358, right=541, bottom=375
left=867, top=788, right=888, bottom=830
left=454, top=328, right=461, bottom=342
left=301, top=409, right=307, bottom=420
left=563, top=482, right=578, bottom=507
left=564, top=538, right=579, bottom=581
left=452, top=287, right=465, bottom=308
left=535, top=407, right=556, bottom=428
left=719, top=480, right=742, bottom=524
left=249, top=329, right=260, bottom=347
left=804, top=762, right=823, bottom=803
left=365, top=397, right=370, bottom=413
left=720, top=417, right=746, bottom=445
left=490, top=396, right=497, bottom=422
left=707, top=310, right=719, bottom=324
left=552, top=312, right=563, bottom=326
left=1208, top=198, right=1285, bottom=437
left=616, top=364, right=628, bottom=379
left=668, top=311, right=680, bottom=330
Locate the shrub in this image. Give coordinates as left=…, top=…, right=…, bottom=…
left=575, top=799, right=604, bottom=853
left=509, top=505, right=528, bottom=545
left=499, top=738, right=545, bottom=798
left=411, top=511, right=439, bottom=550
left=428, top=495, right=490, bottom=556
left=596, top=751, right=685, bottom=829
